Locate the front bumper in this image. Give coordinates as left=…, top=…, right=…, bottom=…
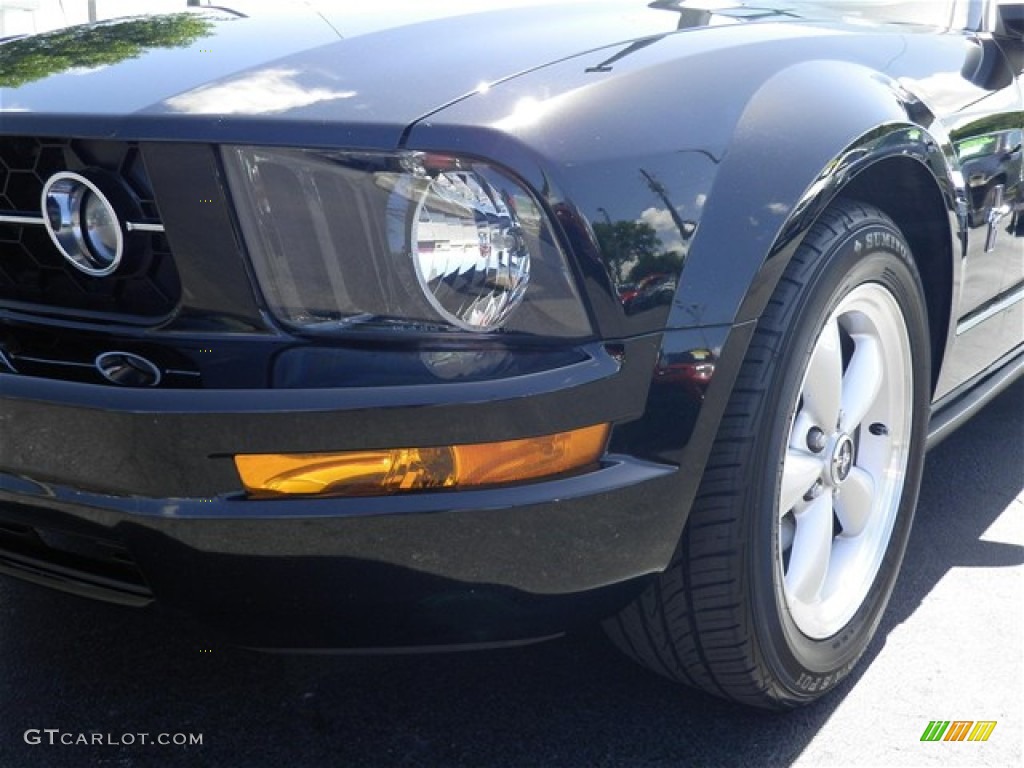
left=0, top=459, right=677, bottom=648
left=0, top=334, right=702, bottom=648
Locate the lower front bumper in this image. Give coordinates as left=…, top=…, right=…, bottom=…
left=0, top=330, right=727, bottom=648
left=0, top=456, right=680, bottom=648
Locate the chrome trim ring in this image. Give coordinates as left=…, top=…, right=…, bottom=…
left=41, top=171, right=124, bottom=277
left=95, top=351, right=162, bottom=387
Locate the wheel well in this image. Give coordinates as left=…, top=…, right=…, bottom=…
left=838, top=157, right=952, bottom=392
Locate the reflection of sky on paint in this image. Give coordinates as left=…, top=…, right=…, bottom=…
left=0, top=0, right=621, bottom=39
left=166, top=67, right=355, bottom=114
left=638, top=187, right=709, bottom=254
left=898, top=71, right=997, bottom=121
left=304, top=0, right=606, bottom=38
left=640, top=206, right=684, bottom=254
left=65, top=66, right=111, bottom=76
left=806, top=1, right=967, bottom=28
left=0, top=0, right=185, bottom=36
left=495, top=95, right=570, bottom=132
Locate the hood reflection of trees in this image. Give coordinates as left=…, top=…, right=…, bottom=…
left=0, top=14, right=215, bottom=89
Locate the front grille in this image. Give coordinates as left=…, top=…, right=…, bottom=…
left=0, top=136, right=181, bottom=321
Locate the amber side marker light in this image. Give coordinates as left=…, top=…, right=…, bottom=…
left=234, top=424, right=610, bottom=498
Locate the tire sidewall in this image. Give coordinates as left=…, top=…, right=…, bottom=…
left=749, top=218, right=931, bottom=702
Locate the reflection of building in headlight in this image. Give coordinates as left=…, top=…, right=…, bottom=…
left=411, top=168, right=531, bottom=331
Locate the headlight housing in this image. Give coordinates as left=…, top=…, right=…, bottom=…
left=223, top=147, right=590, bottom=338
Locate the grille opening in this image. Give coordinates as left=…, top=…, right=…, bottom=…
left=0, top=136, right=181, bottom=320
left=0, top=323, right=202, bottom=387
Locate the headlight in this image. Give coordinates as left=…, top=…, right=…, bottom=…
left=222, top=147, right=590, bottom=337
left=412, top=168, right=529, bottom=331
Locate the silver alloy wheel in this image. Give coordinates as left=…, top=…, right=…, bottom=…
left=779, top=281, right=913, bottom=639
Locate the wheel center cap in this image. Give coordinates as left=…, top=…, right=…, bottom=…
left=830, top=434, right=855, bottom=485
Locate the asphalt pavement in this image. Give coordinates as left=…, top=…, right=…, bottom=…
left=1, top=379, right=1021, bottom=768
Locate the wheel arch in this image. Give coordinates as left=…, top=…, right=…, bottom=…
left=665, top=60, right=966, bottom=520
left=669, top=60, right=966, bottom=396
left=838, top=155, right=955, bottom=393
left=671, top=59, right=964, bottom=329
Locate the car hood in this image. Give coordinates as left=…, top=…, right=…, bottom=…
left=0, top=1, right=813, bottom=145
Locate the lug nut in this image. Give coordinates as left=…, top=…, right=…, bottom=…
left=803, top=479, right=825, bottom=501
left=807, top=427, right=827, bottom=453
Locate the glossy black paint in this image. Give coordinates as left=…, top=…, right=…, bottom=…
left=0, top=1, right=1022, bottom=648
left=0, top=452, right=680, bottom=646
left=0, top=337, right=664, bottom=495
left=0, top=5, right=691, bottom=143
left=408, top=13, right=1021, bottom=391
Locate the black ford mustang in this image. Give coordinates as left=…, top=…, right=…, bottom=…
left=0, top=0, right=1021, bottom=709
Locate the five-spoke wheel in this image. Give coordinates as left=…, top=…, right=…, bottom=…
left=607, top=200, right=931, bottom=708
left=780, top=283, right=913, bottom=639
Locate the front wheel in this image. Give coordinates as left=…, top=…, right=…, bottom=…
left=606, top=200, right=931, bottom=709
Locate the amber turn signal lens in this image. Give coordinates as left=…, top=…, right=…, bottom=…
left=235, top=424, right=610, bottom=498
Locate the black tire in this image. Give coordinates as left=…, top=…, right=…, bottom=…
left=605, top=200, right=931, bottom=709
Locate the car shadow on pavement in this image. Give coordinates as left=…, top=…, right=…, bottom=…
left=1, top=380, right=1021, bottom=768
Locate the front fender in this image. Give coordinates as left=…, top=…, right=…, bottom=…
left=407, top=29, right=966, bottom=343
left=670, top=59, right=963, bottom=331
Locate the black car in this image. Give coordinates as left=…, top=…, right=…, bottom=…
left=0, top=0, right=1021, bottom=710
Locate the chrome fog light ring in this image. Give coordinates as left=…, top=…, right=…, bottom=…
left=42, top=171, right=126, bottom=277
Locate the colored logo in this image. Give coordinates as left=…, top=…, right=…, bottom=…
left=920, top=721, right=997, bottom=742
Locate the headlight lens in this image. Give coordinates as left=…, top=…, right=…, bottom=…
left=223, top=147, right=590, bottom=337
left=412, top=169, right=530, bottom=331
